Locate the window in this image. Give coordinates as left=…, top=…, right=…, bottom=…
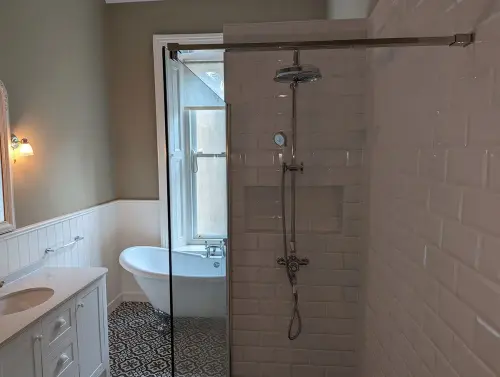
left=185, top=62, right=224, bottom=99
left=187, top=108, right=227, bottom=239
left=164, top=57, right=227, bottom=246
left=155, top=35, right=226, bottom=250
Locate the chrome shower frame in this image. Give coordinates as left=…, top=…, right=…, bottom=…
left=167, top=33, right=474, bottom=59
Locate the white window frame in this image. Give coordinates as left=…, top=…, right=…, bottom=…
left=186, top=106, right=227, bottom=242
left=153, top=33, right=223, bottom=249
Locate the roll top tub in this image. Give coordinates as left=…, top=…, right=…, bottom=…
left=119, top=246, right=226, bottom=318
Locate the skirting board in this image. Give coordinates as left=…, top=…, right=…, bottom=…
left=107, top=294, right=124, bottom=314
left=107, top=292, right=149, bottom=314
left=122, top=291, right=148, bottom=303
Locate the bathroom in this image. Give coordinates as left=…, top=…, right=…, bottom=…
left=0, top=0, right=500, bottom=376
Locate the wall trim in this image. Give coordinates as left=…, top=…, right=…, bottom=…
left=122, top=291, right=148, bottom=303
left=107, top=293, right=124, bottom=313
left=152, top=33, right=223, bottom=248
left=0, top=199, right=159, bottom=241
left=0, top=201, right=116, bottom=241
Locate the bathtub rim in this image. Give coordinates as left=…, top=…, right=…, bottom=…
left=119, top=246, right=226, bottom=281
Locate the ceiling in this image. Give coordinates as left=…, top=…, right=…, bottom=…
left=104, top=0, right=379, bottom=18
left=105, top=0, right=161, bottom=3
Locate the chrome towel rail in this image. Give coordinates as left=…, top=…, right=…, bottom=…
left=45, top=236, right=84, bottom=255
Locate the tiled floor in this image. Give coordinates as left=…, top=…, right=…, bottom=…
left=109, top=302, right=228, bottom=377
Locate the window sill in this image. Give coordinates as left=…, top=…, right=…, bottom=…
left=173, top=245, right=206, bottom=253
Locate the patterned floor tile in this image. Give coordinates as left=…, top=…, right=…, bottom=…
left=109, top=302, right=228, bottom=377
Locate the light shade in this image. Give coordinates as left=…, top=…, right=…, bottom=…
left=19, top=139, right=34, bottom=156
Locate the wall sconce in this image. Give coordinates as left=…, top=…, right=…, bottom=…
left=11, top=134, right=34, bottom=162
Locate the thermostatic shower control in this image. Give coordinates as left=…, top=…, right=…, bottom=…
left=277, top=255, right=309, bottom=273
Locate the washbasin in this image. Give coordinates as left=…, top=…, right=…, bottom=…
left=0, top=288, right=54, bottom=316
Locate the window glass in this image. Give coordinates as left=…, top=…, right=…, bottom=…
left=195, top=157, right=227, bottom=237
left=184, top=62, right=224, bottom=100
left=189, top=108, right=227, bottom=238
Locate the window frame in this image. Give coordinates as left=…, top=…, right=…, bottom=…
left=153, top=33, right=223, bottom=249
left=185, top=106, right=227, bottom=243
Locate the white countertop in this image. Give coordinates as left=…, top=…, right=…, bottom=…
left=0, top=267, right=107, bottom=346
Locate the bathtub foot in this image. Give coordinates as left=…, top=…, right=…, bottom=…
left=153, top=308, right=171, bottom=335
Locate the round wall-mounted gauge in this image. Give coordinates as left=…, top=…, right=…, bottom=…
left=273, top=132, right=287, bottom=147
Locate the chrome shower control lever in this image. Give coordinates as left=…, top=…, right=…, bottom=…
left=285, top=162, right=304, bottom=173
left=277, top=255, right=309, bottom=273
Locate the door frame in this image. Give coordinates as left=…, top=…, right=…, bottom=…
left=152, top=33, right=223, bottom=249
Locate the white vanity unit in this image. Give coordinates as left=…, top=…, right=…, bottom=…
left=0, top=268, right=109, bottom=377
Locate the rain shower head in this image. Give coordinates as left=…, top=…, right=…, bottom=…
left=274, top=50, right=322, bottom=84
left=274, top=64, right=322, bottom=84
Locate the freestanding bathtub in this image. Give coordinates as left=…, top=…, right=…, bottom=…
left=119, top=246, right=226, bottom=318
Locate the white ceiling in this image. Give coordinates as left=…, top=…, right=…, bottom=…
left=105, top=0, right=161, bottom=3
left=104, top=0, right=379, bottom=18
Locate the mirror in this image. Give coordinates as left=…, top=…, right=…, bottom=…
left=0, top=81, right=16, bottom=234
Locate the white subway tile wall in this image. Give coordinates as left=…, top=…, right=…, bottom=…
left=362, top=1, right=500, bottom=377
left=225, top=19, right=367, bottom=377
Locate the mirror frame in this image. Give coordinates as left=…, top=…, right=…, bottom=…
left=0, top=81, right=16, bottom=234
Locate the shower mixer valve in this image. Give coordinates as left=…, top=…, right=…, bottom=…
left=277, top=255, right=309, bottom=273
left=284, top=162, right=304, bottom=173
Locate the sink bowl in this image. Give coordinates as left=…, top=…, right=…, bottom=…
left=0, top=288, right=54, bottom=316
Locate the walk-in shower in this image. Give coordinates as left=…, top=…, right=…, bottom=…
left=162, top=30, right=474, bottom=377
left=273, top=50, right=322, bottom=340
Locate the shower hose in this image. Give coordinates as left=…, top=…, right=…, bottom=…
left=281, top=164, right=302, bottom=340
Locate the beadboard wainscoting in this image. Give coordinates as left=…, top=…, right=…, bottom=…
left=0, top=200, right=161, bottom=312
left=116, top=200, right=161, bottom=303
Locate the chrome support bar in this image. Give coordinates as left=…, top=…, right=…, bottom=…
left=45, top=236, right=84, bottom=255
left=168, top=33, right=474, bottom=59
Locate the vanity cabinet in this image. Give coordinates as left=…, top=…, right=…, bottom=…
left=75, top=280, right=108, bottom=377
left=0, top=323, right=43, bottom=377
left=0, top=276, right=109, bottom=377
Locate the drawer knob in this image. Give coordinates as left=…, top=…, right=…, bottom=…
left=55, top=317, right=67, bottom=327
left=77, top=302, right=85, bottom=308
left=34, top=335, right=43, bottom=341
left=58, top=353, right=70, bottom=365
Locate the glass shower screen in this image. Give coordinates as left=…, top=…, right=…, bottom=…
left=163, top=47, right=229, bottom=377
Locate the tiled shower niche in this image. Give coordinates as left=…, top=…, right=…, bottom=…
left=244, top=186, right=345, bottom=234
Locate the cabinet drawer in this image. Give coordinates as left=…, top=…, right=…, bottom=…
left=43, top=337, right=78, bottom=377
left=42, top=298, right=77, bottom=353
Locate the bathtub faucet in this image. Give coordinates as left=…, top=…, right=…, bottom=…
left=203, top=240, right=227, bottom=259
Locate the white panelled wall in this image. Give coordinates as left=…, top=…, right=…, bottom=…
left=0, top=200, right=160, bottom=310
left=363, top=1, right=500, bottom=377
